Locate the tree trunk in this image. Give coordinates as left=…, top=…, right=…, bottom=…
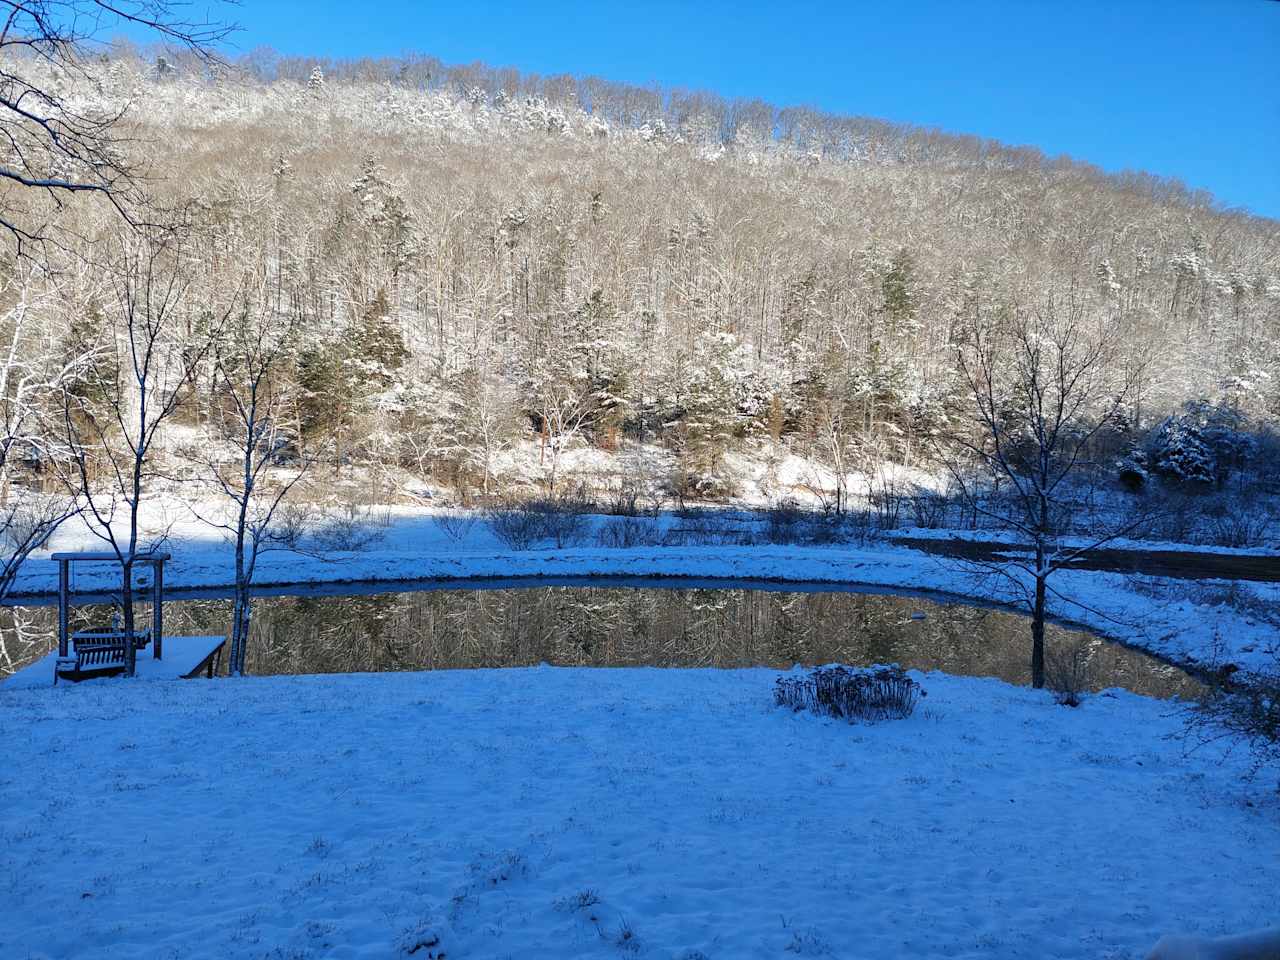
left=1031, top=569, right=1047, bottom=689
left=231, top=586, right=252, bottom=675
left=121, top=559, right=136, bottom=677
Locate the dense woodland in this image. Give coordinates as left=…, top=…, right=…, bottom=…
left=4, top=46, right=1279, bottom=514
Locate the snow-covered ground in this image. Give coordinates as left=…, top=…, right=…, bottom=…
left=2, top=667, right=1275, bottom=960
left=12, top=500, right=1279, bottom=674
left=887, top=526, right=1280, bottom=557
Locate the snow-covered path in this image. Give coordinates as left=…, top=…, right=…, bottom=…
left=2, top=667, right=1276, bottom=959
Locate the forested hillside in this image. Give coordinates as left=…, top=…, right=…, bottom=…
left=5, top=48, right=1279, bottom=515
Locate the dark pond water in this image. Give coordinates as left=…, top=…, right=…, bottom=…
left=0, top=579, right=1197, bottom=698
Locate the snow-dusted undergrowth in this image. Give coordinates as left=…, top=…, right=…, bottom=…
left=2, top=667, right=1276, bottom=959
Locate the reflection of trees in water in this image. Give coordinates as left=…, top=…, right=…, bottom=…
left=0, top=608, right=49, bottom=676
left=0, top=587, right=1198, bottom=699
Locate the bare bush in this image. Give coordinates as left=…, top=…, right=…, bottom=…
left=803, top=511, right=863, bottom=545
left=1187, top=582, right=1279, bottom=627
left=868, top=477, right=904, bottom=530
left=436, top=511, right=479, bottom=544
left=312, top=503, right=391, bottom=552
left=486, top=500, right=547, bottom=550
left=603, top=482, right=650, bottom=517
left=759, top=501, right=865, bottom=546
left=269, top=501, right=315, bottom=550
left=663, top=511, right=757, bottom=547
left=485, top=497, right=593, bottom=550
left=1044, top=641, right=1094, bottom=707
left=537, top=498, right=593, bottom=549
left=1136, top=492, right=1200, bottom=542
left=775, top=665, right=923, bottom=722
left=1183, top=652, right=1280, bottom=779
left=1205, top=508, right=1275, bottom=549
left=595, top=516, right=660, bottom=549
left=907, top=488, right=949, bottom=529
left=763, top=499, right=808, bottom=544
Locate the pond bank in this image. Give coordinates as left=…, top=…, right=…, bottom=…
left=1, top=581, right=1199, bottom=698
left=9, top=531, right=1278, bottom=676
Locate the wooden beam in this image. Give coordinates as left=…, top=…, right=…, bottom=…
left=153, top=560, right=164, bottom=660
left=57, top=559, right=69, bottom=658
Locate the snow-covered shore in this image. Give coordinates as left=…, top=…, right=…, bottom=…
left=2, top=667, right=1276, bottom=960
left=11, top=505, right=1278, bottom=674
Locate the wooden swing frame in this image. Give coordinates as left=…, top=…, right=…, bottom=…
left=52, top=551, right=170, bottom=680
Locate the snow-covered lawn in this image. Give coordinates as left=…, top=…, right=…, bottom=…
left=2, top=667, right=1276, bottom=959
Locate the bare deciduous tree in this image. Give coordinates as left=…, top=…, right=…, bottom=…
left=58, top=229, right=229, bottom=675
left=939, top=293, right=1151, bottom=689
left=0, top=1, right=233, bottom=253
left=194, top=272, right=312, bottom=675
left=530, top=373, right=596, bottom=495
left=0, top=264, right=89, bottom=601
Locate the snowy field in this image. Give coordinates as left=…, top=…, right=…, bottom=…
left=2, top=667, right=1276, bottom=960
left=10, top=501, right=1279, bottom=674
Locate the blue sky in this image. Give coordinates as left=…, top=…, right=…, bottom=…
left=202, top=1, right=1279, bottom=219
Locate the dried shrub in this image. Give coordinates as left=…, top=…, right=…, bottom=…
left=907, top=488, right=949, bottom=529
left=763, top=499, right=808, bottom=544
left=775, top=665, right=923, bottom=723
left=537, top=498, right=592, bottom=549
left=802, top=511, right=861, bottom=545
left=595, top=516, right=661, bottom=548
left=604, top=482, right=650, bottom=517
left=484, top=496, right=593, bottom=550
left=868, top=477, right=904, bottom=530
left=312, top=502, right=390, bottom=551
left=663, top=511, right=756, bottom=546
left=759, top=501, right=863, bottom=546
left=1205, top=508, right=1275, bottom=549
left=269, top=500, right=315, bottom=549
left=436, top=511, right=478, bottom=544
left=1186, top=583, right=1280, bottom=636
left=1184, top=657, right=1280, bottom=779
left=1044, top=641, right=1093, bottom=707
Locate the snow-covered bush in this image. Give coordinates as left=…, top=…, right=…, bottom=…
left=1117, top=457, right=1147, bottom=493
left=1146, top=417, right=1216, bottom=486
left=1145, top=401, right=1258, bottom=487
left=775, top=665, right=923, bottom=723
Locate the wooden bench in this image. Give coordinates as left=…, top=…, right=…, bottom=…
left=53, top=630, right=151, bottom=684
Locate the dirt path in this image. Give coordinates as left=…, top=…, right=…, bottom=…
left=900, top=537, right=1280, bottom=583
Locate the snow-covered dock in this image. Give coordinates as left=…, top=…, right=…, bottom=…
left=2, top=634, right=226, bottom=690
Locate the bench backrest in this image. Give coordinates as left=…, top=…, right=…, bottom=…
left=71, top=631, right=148, bottom=670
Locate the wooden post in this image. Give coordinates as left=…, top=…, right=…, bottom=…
left=57, top=559, right=69, bottom=658
left=152, top=558, right=164, bottom=660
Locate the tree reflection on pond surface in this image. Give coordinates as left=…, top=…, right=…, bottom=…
left=1, top=584, right=1197, bottom=699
